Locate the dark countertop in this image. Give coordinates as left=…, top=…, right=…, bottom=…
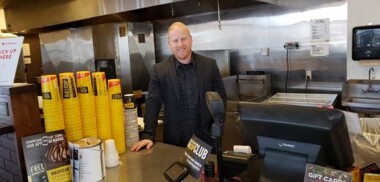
left=104, top=142, right=214, bottom=182
left=0, top=122, right=15, bottom=135
left=0, top=83, right=37, bottom=96
left=103, top=142, right=262, bottom=182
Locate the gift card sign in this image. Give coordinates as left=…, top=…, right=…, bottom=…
left=180, top=135, right=212, bottom=179
left=0, top=36, right=24, bottom=86
left=304, top=163, right=352, bottom=182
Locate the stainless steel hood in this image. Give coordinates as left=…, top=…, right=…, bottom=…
left=3, top=0, right=275, bottom=33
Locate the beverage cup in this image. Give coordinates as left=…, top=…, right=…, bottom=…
left=104, top=139, right=120, bottom=168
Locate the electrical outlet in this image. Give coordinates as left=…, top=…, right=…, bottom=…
left=306, top=70, right=312, bottom=80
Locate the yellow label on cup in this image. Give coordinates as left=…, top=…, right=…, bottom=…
left=77, top=71, right=93, bottom=94
left=41, top=74, right=62, bottom=102
left=108, top=79, right=121, bottom=95
left=59, top=72, right=77, bottom=99
left=92, top=72, right=107, bottom=96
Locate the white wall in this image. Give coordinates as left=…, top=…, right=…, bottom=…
left=347, top=0, right=380, bottom=79
left=0, top=9, right=6, bottom=30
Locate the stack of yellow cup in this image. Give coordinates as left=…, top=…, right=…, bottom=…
left=108, top=79, right=126, bottom=154
left=41, top=74, right=65, bottom=132
left=76, top=71, right=97, bottom=138
left=93, top=72, right=112, bottom=140
left=59, top=72, right=83, bottom=142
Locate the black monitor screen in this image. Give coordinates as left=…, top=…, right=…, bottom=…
left=352, top=25, right=380, bottom=60
left=238, top=103, right=354, bottom=182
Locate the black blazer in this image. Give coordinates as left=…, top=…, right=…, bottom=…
left=141, top=52, right=227, bottom=146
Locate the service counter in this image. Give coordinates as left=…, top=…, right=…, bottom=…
left=104, top=142, right=262, bottom=182
left=104, top=142, right=210, bottom=182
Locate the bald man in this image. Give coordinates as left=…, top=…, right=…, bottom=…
left=131, top=22, right=226, bottom=151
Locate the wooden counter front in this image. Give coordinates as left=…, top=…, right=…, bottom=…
left=0, top=83, right=43, bottom=181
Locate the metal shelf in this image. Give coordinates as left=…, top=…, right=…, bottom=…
left=266, top=93, right=338, bottom=107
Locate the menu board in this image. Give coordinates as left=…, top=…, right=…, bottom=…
left=21, top=130, right=71, bottom=182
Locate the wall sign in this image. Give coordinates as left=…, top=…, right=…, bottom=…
left=310, top=18, right=330, bottom=57
left=0, top=36, right=24, bottom=86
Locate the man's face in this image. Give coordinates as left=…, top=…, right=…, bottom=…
left=168, top=27, right=192, bottom=63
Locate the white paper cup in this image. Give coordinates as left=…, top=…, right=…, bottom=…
left=105, top=139, right=120, bottom=168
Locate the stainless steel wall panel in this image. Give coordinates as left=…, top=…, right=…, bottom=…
left=41, top=22, right=155, bottom=94
left=154, top=6, right=271, bottom=83
left=126, top=22, right=156, bottom=92
left=154, top=5, right=271, bottom=66
left=40, top=30, right=73, bottom=74
left=267, top=1, right=347, bottom=92
left=72, top=27, right=95, bottom=72
left=92, top=24, right=117, bottom=59
left=194, top=50, right=230, bottom=77
left=40, top=27, right=94, bottom=75
left=92, top=22, right=156, bottom=94
left=116, top=23, right=133, bottom=94
left=154, top=0, right=347, bottom=93
left=92, top=23, right=129, bottom=92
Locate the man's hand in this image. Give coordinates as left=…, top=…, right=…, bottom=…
left=130, top=139, right=154, bottom=152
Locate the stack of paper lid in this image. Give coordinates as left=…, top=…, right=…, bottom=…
left=108, top=79, right=126, bottom=154
left=41, top=74, right=65, bottom=132
left=59, top=72, right=83, bottom=142
left=76, top=71, right=97, bottom=138
left=124, top=94, right=139, bottom=148
left=93, top=72, right=112, bottom=140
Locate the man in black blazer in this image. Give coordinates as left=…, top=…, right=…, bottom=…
left=131, top=22, right=226, bottom=151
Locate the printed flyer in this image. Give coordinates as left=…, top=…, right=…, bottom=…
left=21, top=130, right=71, bottom=182
left=304, top=163, right=352, bottom=182
left=180, top=135, right=212, bottom=179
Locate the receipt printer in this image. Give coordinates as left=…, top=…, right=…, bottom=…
left=222, top=150, right=258, bottom=178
